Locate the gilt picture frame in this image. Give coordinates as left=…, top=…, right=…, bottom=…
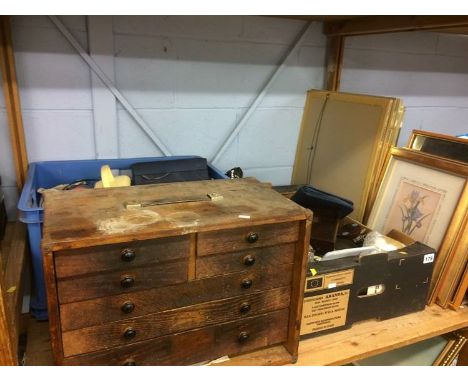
left=408, top=130, right=468, bottom=164
left=292, top=90, right=403, bottom=222
left=432, top=332, right=467, bottom=366
left=367, top=148, right=467, bottom=252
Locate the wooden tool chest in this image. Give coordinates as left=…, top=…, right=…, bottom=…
left=41, top=178, right=312, bottom=365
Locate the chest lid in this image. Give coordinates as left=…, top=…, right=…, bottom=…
left=42, top=178, right=309, bottom=251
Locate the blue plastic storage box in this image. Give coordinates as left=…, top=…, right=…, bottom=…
left=18, top=156, right=227, bottom=320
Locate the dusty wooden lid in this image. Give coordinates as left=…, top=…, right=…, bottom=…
left=42, top=178, right=309, bottom=251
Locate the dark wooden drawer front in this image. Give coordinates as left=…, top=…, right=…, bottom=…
left=55, top=236, right=190, bottom=279
left=197, top=222, right=299, bottom=256
left=57, top=260, right=188, bottom=304
left=196, top=243, right=295, bottom=278
left=60, top=263, right=294, bottom=331
left=61, top=287, right=290, bottom=357
left=62, top=309, right=289, bottom=365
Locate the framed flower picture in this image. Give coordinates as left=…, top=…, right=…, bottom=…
left=367, top=147, right=467, bottom=252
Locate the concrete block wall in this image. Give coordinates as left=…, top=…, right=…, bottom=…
left=111, top=16, right=326, bottom=179
left=2, top=17, right=468, bottom=222
left=0, top=16, right=92, bottom=219
left=340, top=31, right=468, bottom=145
left=0, top=15, right=327, bottom=219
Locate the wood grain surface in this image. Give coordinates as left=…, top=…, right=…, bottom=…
left=42, top=250, right=65, bottom=365
left=196, top=243, right=295, bottom=278
left=284, top=215, right=312, bottom=360
left=295, top=304, right=468, bottom=365
left=23, top=305, right=468, bottom=366
left=217, top=305, right=468, bottom=366
left=63, top=309, right=290, bottom=365
left=62, top=287, right=291, bottom=357
left=55, top=235, right=190, bottom=278
left=42, top=178, right=310, bottom=365
left=57, top=259, right=188, bottom=303
left=60, top=263, right=294, bottom=331
left=42, top=178, right=308, bottom=251
left=197, top=221, right=299, bottom=256
left=0, top=222, right=27, bottom=365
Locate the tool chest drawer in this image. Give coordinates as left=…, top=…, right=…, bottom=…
left=41, top=178, right=311, bottom=365
left=54, top=236, right=190, bottom=279
left=197, top=221, right=300, bottom=256
left=62, top=309, right=290, bottom=366
left=57, top=260, right=188, bottom=303
left=59, top=263, right=294, bottom=331
left=196, top=243, right=296, bottom=279
left=61, top=287, right=291, bottom=357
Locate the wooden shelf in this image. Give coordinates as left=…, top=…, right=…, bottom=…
left=220, top=304, right=468, bottom=366
left=1, top=222, right=28, bottom=365
left=24, top=304, right=468, bottom=366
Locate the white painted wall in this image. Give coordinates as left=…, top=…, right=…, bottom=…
left=0, top=16, right=92, bottom=219
left=0, top=16, right=327, bottom=219
left=111, top=16, right=326, bottom=177
left=2, top=17, right=468, bottom=222
left=340, top=31, right=468, bottom=145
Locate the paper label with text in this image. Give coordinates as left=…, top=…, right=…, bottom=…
left=305, top=269, right=354, bottom=292
left=301, top=289, right=350, bottom=335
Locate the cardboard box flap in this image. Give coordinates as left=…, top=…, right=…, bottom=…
left=386, top=229, right=416, bottom=246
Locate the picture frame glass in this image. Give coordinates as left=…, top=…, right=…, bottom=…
left=410, top=135, right=468, bottom=163
left=367, top=157, right=465, bottom=250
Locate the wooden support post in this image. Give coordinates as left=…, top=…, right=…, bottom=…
left=0, top=16, right=28, bottom=190
left=325, top=35, right=344, bottom=91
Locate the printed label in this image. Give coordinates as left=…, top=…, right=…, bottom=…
left=423, top=253, right=435, bottom=264
left=306, top=276, right=324, bottom=291
left=301, top=289, right=350, bottom=335
left=305, top=269, right=354, bottom=292
left=324, top=269, right=354, bottom=289
left=366, top=284, right=384, bottom=296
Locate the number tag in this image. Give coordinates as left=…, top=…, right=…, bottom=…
left=423, top=253, right=435, bottom=264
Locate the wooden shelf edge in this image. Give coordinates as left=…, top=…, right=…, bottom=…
left=23, top=304, right=468, bottom=366
left=213, top=345, right=292, bottom=366
left=220, top=305, right=468, bottom=366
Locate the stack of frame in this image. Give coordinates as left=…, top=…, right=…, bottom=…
left=407, top=130, right=468, bottom=310
left=366, top=133, right=467, bottom=310
left=292, top=90, right=404, bottom=223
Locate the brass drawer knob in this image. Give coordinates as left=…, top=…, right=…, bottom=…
left=121, top=301, right=135, bottom=314
left=239, top=302, right=251, bottom=314
left=243, top=255, right=256, bottom=266
left=238, top=331, right=249, bottom=343
left=241, top=278, right=252, bottom=289
left=246, top=232, right=259, bottom=244
left=124, top=328, right=137, bottom=340
left=120, top=275, right=135, bottom=288
left=121, top=248, right=136, bottom=262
